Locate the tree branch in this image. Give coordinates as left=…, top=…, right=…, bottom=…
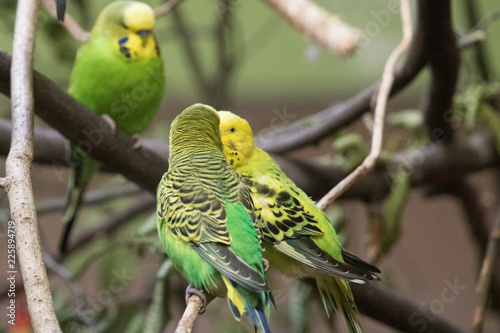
left=352, top=283, right=465, bottom=333
left=255, top=0, right=461, bottom=154
left=172, top=9, right=214, bottom=103
left=175, top=295, right=205, bottom=333
left=447, top=180, right=500, bottom=308
left=61, top=192, right=156, bottom=258
left=419, top=0, right=459, bottom=142
left=1, top=119, right=498, bottom=204
left=473, top=208, right=500, bottom=332
left=260, top=0, right=361, bottom=57
left=317, top=0, right=412, bottom=210
left=41, top=0, right=89, bottom=41
left=171, top=279, right=465, bottom=333
left=154, top=0, right=186, bottom=18
left=3, top=0, right=61, bottom=331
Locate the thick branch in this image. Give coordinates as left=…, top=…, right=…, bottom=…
left=352, top=283, right=464, bottom=333
left=1, top=119, right=498, bottom=203
left=419, top=0, right=459, bottom=142
left=260, top=0, right=361, bottom=57
left=4, top=0, right=61, bottom=331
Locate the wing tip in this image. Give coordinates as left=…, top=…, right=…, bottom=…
left=56, top=0, right=66, bottom=22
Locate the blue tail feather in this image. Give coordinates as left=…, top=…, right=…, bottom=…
left=245, top=301, right=271, bottom=333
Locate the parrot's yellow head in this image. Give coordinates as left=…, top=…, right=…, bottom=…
left=218, top=111, right=255, bottom=168
left=93, top=1, right=159, bottom=60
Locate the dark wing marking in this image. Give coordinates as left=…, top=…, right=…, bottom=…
left=275, top=238, right=378, bottom=283
left=158, top=171, right=231, bottom=245
left=195, top=243, right=269, bottom=293
left=56, top=0, right=66, bottom=22
left=341, top=248, right=381, bottom=279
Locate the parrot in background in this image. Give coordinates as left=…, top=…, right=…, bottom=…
left=157, top=104, right=272, bottom=333
left=218, top=111, right=381, bottom=333
left=56, top=0, right=66, bottom=22
left=59, top=1, right=165, bottom=253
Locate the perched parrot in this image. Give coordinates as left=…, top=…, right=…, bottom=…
left=157, top=104, right=272, bottom=332
left=60, top=1, right=165, bottom=253
left=218, top=111, right=381, bottom=333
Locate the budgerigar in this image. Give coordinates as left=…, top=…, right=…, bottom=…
left=157, top=104, right=271, bottom=332
left=60, top=1, right=165, bottom=253
left=219, top=111, right=381, bottom=333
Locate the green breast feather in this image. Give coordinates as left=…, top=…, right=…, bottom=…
left=69, top=36, right=165, bottom=135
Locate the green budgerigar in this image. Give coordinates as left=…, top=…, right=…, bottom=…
left=219, top=111, right=381, bottom=333
left=60, top=1, right=165, bottom=253
left=157, top=104, right=271, bottom=332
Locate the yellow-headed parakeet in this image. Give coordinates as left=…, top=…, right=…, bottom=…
left=60, top=1, right=165, bottom=253
left=218, top=111, right=381, bottom=333
left=157, top=104, right=271, bottom=332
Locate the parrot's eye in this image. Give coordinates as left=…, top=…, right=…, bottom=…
left=121, top=23, right=129, bottom=30
left=229, top=127, right=236, bottom=133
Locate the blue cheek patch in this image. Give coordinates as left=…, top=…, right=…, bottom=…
left=118, top=37, right=131, bottom=58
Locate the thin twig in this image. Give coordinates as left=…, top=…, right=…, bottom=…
left=260, top=0, right=361, bottom=57
left=42, top=0, right=89, bottom=41
left=42, top=250, right=93, bottom=326
left=463, top=0, right=490, bottom=81
left=317, top=0, right=413, bottom=210
left=61, top=193, right=156, bottom=257
left=0, top=184, right=142, bottom=221
left=3, top=0, right=62, bottom=331
left=144, top=260, right=173, bottom=333
left=175, top=295, right=204, bottom=333
left=154, top=0, right=186, bottom=18
left=175, top=293, right=215, bottom=333
left=213, top=0, right=238, bottom=108
left=473, top=209, right=500, bottom=332
left=172, top=9, right=213, bottom=102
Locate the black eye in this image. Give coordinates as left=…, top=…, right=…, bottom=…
left=229, top=127, right=236, bottom=133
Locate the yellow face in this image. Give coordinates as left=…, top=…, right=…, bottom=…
left=105, top=2, right=159, bottom=60
left=218, top=111, right=255, bottom=168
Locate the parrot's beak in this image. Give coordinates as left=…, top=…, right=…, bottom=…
left=136, top=29, right=152, bottom=46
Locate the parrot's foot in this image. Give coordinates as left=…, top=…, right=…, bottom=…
left=101, top=114, right=116, bottom=134
left=186, top=285, right=207, bottom=314
left=132, top=134, right=143, bottom=149
left=262, top=258, right=270, bottom=271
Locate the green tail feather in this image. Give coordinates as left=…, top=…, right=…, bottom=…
left=60, top=151, right=100, bottom=253
left=317, top=275, right=362, bottom=333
